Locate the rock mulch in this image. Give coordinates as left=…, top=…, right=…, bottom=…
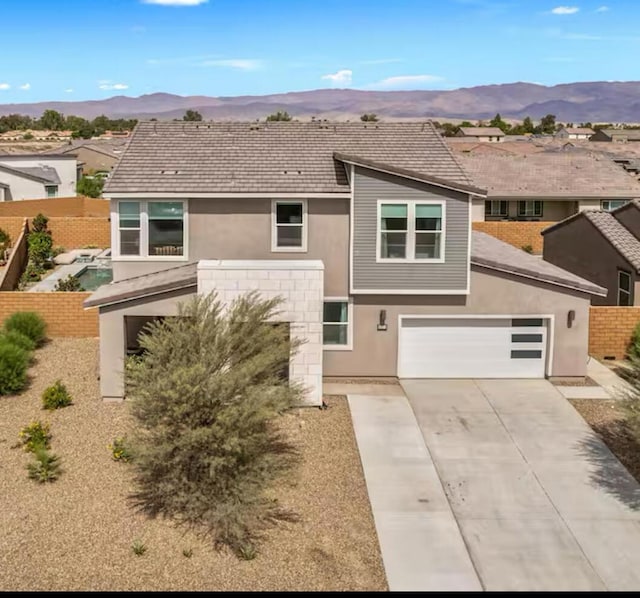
left=0, top=338, right=386, bottom=591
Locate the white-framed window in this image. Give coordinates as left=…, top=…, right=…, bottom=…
left=271, top=199, right=307, bottom=252
left=618, top=270, right=632, bottom=306
left=517, top=200, right=543, bottom=218
left=323, top=298, right=352, bottom=350
left=45, top=185, right=58, bottom=198
left=601, top=200, right=628, bottom=212
left=115, top=199, right=187, bottom=259
left=377, top=200, right=445, bottom=262
left=485, top=200, right=508, bottom=218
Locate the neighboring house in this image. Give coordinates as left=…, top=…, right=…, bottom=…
left=0, top=130, right=73, bottom=142
left=458, top=151, right=640, bottom=222
left=591, top=129, right=640, bottom=143
left=555, top=127, right=595, bottom=140
left=98, top=130, right=131, bottom=139
left=45, top=139, right=127, bottom=175
left=455, top=127, right=505, bottom=142
left=84, top=121, right=605, bottom=404
left=0, top=154, right=79, bottom=200
left=543, top=201, right=640, bottom=305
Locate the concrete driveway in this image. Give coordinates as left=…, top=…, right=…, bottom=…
left=348, top=379, right=640, bottom=591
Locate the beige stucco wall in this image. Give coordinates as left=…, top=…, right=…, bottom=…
left=477, top=199, right=577, bottom=222
left=578, top=199, right=601, bottom=211
left=324, top=267, right=592, bottom=379
left=111, top=197, right=349, bottom=296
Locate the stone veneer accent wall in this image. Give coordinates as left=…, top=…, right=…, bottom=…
left=197, top=260, right=324, bottom=406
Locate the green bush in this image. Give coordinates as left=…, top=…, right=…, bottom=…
left=27, top=447, right=61, bottom=483
left=31, top=213, right=49, bottom=233
left=19, top=263, right=45, bottom=287
left=19, top=421, right=51, bottom=453
left=54, top=275, right=84, bottom=292
left=2, top=330, right=36, bottom=352
left=42, top=380, right=73, bottom=410
left=0, top=227, right=10, bottom=250
left=4, top=312, right=47, bottom=346
left=628, top=321, right=640, bottom=359
left=0, top=338, right=29, bottom=395
left=27, top=231, right=53, bottom=268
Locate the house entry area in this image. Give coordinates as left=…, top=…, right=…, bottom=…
left=397, top=316, right=549, bottom=379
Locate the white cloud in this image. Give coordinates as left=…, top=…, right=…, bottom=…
left=98, top=81, right=129, bottom=90
left=64, top=88, right=74, bottom=93
left=198, top=58, right=262, bottom=70
left=0, top=83, right=10, bottom=90
left=595, top=5, right=609, bottom=12
left=321, top=69, right=353, bottom=86
left=551, top=6, right=579, bottom=14
left=366, top=74, right=444, bottom=90
left=142, top=0, right=208, bottom=5
left=19, top=83, right=30, bottom=90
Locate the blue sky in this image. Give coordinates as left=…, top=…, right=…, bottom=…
left=0, top=0, right=637, bottom=102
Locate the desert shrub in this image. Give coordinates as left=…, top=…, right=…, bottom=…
left=4, top=311, right=47, bottom=346
left=31, top=213, right=49, bottom=233
left=126, top=292, right=303, bottom=557
left=0, top=338, right=29, bottom=395
left=131, top=539, right=147, bottom=556
left=19, top=421, right=51, bottom=452
left=521, top=244, right=534, bottom=254
left=628, top=321, right=640, bottom=360
left=0, top=228, right=10, bottom=251
left=27, top=447, right=61, bottom=483
left=54, top=275, right=84, bottom=292
left=42, top=380, right=73, bottom=410
left=109, top=437, right=132, bottom=462
left=2, top=330, right=36, bottom=352
left=19, top=262, right=45, bottom=287
left=27, top=231, right=53, bottom=268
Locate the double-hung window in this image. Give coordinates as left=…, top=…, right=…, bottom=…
left=618, top=270, right=632, bottom=306
left=601, top=200, right=628, bottom=212
left=323, top=300, right=351, bottom=348
left=379, top=201, right=444, bottom=261
left=116, top=200, right=186, bottom=258
left=517, top=201, right=543, bottom=218
left=272, top=200, right=307, bottom=251
left=485, top=200, right=508, bottom=218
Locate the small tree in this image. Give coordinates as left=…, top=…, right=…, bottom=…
left=54, top=275, right=84, bottom=292
left=183, top=110, right=203, bottom=122
left=489, top=113, right=510, bottom=133
left=265, top=111, right=292, bottom=122
left=31, top=213, right=49, bottom=233
left=76, top=176, right=104, bottom=198
left=360, top=113, right=378, bottom=122
left=126, top=293, right=303, bottom=556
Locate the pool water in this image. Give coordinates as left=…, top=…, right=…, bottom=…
left=76, top=266, right=113, bottom=291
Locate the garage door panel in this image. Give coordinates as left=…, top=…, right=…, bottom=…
left=398, top=318, right=546, bottom=379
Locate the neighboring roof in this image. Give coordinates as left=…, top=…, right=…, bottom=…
left=561, top=127, right=595, bottom=135
left=45, top=139, right=128, bottom=160
left=458, top=127, right=505, bottom=137
left=0, top=162, right=60, bottom=184
left=105, top=121, right=474, bottom=195
left=333, top=152, right=486, bottom=196
left=83, top=263, right=198, bottom=308
left=0, top=182, right=9, bottom=189
left=0, top=153, right=76, bottom=160
left=458, top=151, right=640, bottom=198
left=471, top=230, right=606, bottom=296
left=542, top=210, right=640, bottom=273
left=593, top=129, right=640, bottom=141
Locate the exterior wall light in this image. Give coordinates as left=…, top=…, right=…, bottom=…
left=377, top=309, right=387, bottom=331
left=567, top=310, right=575, bottom=328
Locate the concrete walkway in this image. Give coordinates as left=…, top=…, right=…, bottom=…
left=402, top=379, right=640, bottom=591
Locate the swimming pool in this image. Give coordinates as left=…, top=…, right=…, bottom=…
left=76, top=265, right=113, bottom=291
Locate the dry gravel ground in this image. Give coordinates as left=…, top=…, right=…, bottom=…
left=0, top=338, right=387, bottom=591
left=570, top=399, right=640, bottom=484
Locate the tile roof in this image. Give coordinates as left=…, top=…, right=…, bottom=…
left=561, top=127, right=595, bottom=135
left=45, top=139, right=128, bottom=159
left=105, top=121, right=474, bottom=194
left=83, top=262, right=198, bottom=308
left=594, top=129, right=640, bottom=141
left=458, top=127, right=505, bottom=137
left=471, top=231, right=606, bottom=296
left=458, top=151, right=640, bottom=198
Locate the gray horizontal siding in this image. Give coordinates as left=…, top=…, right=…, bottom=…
left=352, top=167, right=469, bottom=291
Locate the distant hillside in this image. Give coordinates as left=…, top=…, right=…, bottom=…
left=1, top=81, right=640, bottom=122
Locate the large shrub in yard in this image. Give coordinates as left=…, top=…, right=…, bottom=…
left=27, top=231, right=53, bottom=269
left=126, top=292, right=303, bottom=557
left=0, top=338, right=29, bottom=395
left=1, top=330, right=36, bottom=352
left=4, top=312, right=47, bottom=347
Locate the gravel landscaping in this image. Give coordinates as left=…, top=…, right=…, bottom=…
left=570, top=399, right=640, bottom=484
left=0, top=338, right=387, bottom=591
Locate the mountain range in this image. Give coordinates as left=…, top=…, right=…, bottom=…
left=1, top=81, right=639, bottom=123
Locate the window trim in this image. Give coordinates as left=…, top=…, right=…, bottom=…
left=485, top=200, right=508, bottom=218
left=113, top=199, right=189, bottom=261
left=376, top=199, right=446, bottom=264
left=601, top=199, right=628, bottom=212
left=517, top=200, right=543, bottom=218
left=322, top=297, right=353, bottom=351
left=45, top=185, right=58, bottom=198
left=618, top=270, right=632, bottom=306
left=271, top=199, right=308, bottom=253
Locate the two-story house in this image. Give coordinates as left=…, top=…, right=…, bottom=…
left=84, top=121, right=605, bottom=404
left=0, top=154, right=79, bottom=200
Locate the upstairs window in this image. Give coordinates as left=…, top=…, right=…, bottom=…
left=618, top=270, right=632, bottom=306
left=118, top=201, right=141, bottom=256
left=45, top=185, right=58, bottom=198
left=517, top=201, right=543, bottom=218
left=148, top=201, right=184, bottom=256
left=379, top=201, right=444, bottom=262
left=272, top=200, right=307, bottom=251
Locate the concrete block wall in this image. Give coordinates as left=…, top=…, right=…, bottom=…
left=0, top=196, right=109, bottom=218
left=589, top=306, right=640, bottom=360
left=473, top=221, right=554, bottom=254
left=0, top=216, right=110, bottom=249
left=197, top=260, right=324, bottom=405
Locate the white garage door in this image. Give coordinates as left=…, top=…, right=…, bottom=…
left=398, top=317, right=547, bottom=379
